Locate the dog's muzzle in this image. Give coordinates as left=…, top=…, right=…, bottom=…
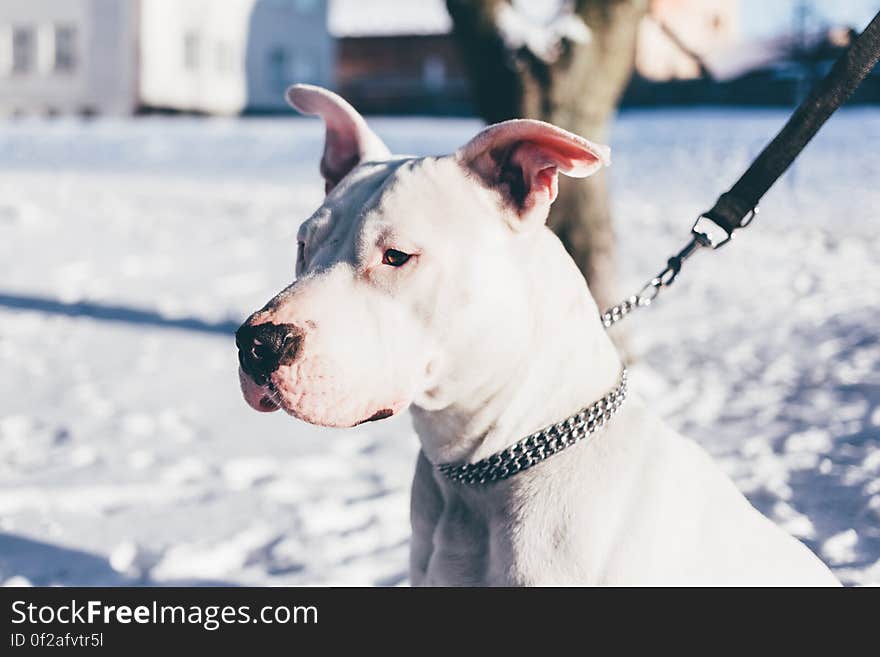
left=235, top=321, right=303, bottom=385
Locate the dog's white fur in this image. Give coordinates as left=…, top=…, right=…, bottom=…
left=239, top=84, right=840, bottom=586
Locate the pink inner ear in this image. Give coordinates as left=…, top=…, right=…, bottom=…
left=536, top=165, right=559, bottom=203
left=458, top=119, right=609, bottom=204
left=509, top=143, right=561, bottom=209
left=456, top=120, right=609, bottom=227
left=458, top=119, right=610, bottom=179
left=530, top=133, right=608, bottom=178
left=320, top=126, right=361, bottom=190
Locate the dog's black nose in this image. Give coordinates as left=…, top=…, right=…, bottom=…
left=236, top=322, right=303, bottom=386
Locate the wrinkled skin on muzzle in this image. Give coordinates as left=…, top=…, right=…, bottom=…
left=239, top=261, right=432, bottom=427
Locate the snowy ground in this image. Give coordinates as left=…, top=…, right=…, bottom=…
left=0, top=109, right=878, bottom=586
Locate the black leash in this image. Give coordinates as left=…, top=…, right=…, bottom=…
left=602, top=10, right=880, bottom=329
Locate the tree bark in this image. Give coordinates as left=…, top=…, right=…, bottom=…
left=446, top=0, right=648, bottom=311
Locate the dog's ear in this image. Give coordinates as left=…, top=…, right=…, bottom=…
left=286, top=84, right=391, bottom=194
left=456, top=119, right=610, bottom=229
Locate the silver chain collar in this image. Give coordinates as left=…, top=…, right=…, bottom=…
left=436, top=367, right=628, bottom=485
left=434, top=208, right=762, bottom=485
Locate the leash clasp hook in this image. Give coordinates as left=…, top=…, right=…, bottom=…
left=691, top=206, right=759, bottom=249
left=601, top=206, right=759, bottom=329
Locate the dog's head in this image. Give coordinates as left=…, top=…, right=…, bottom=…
left=237, top=84, right=610, bottom=427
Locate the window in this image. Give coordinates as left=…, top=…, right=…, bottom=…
left=268, top=46, right=289, bottom=91
left=294, top=0, right=319, bottom=13
left=0, top=26, right=11, bottom=76
left=269, top=0, right=316, bottom=10
left=54, top=25, right=76, bottom=73
left=183, top=31, right=200, bottom=71
left=423, top=55, right=446, bottom=90
left=215, top=41, right=236, bottom=74
left=12, top=26, right=34, bottom=74
left=291, top=51, right=316, bottom=83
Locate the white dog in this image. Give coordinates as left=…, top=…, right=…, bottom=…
left=236, top=84, right=839, bottom=586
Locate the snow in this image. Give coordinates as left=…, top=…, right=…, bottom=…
left=0, top=108, right=878, bottom=586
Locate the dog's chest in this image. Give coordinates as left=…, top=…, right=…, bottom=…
left=423, top=493, right=502, bottom=586
left=421, top=478, right=577, bottom=586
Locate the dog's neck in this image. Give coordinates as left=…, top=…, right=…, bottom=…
left=411, top=227, right=623, bottom=467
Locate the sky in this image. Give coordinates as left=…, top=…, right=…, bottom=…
left=741, top=0, right=879, bottom=38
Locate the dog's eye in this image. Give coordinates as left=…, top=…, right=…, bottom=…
left=382, top=249, right=412, bottom=267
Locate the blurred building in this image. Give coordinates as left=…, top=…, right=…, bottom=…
left=329, top=0, right=743, bottom=114
left=0, top=0, right=333, bottom=116
left=625, top=4, right=878, bottom=106
left=330, top=0, right=470, bottom=114
left=0, top=0, right=137, bottom=116
left=2, top=0, right=874, bottom=117
left=140, top=0, right=333, bottom=114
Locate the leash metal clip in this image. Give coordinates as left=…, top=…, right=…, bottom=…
left=601, top=206, right=759, bottom=329
left=691, top=207, right=759, bottom=249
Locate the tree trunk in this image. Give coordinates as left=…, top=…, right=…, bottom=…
left=446, top=0, right=648, bottom=311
